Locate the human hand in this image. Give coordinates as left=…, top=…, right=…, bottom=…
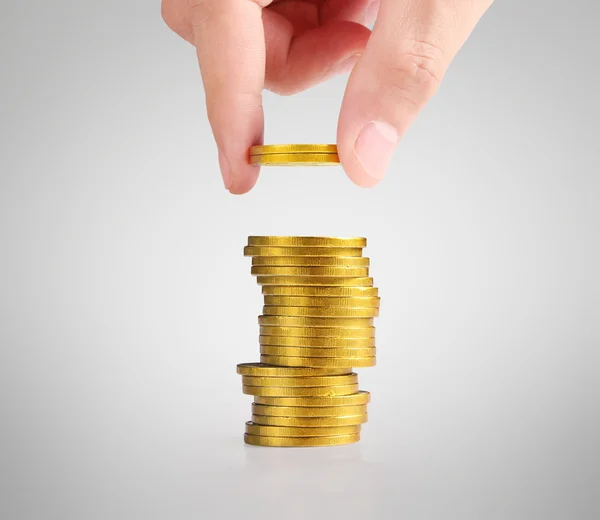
left=162, top=0, right=493, bottom=193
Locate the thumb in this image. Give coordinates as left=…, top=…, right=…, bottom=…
left=337, top=0, right=493, bottom=187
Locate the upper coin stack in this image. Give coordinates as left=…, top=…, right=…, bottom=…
left=238, top=236, right=379, bottom=447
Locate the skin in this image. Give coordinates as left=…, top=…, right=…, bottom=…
left=162, top=0, right=494, bottom=194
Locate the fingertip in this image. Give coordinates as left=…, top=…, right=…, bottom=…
left=228, top=165, right=260, bottom=195
left=340, top=157, right=383, bottom=188
left=338, top=118, right=398, bottom=188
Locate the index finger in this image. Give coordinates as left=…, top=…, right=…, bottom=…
left=189, top=0, right=268, bottom=194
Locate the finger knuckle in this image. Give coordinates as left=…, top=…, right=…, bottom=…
left=381, top=39, right=444, bottom=109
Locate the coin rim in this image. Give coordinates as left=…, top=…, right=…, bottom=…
left=245, top=421, right=361, bottom=437
left=259, top=354, right=376, bottom=368
left=241, top=373, right=358, bottom=387
left=251, top=403, right=368, bottom=417
left=236, top=363, right=352, bottom=377
left=247, top=236, right=366, bottom=248
left=242, top=383, right=360, bottom=396
left=254, top=390, right=371, bottom=407
left=249, top=144, right=338, bottom=155
left=250, top=414, right=368, bottom=427
left=259, top=345, right=376, bottom=357
left=259, top=335, right=375, bottom=347
left=243, top=432, right=360, bottom=447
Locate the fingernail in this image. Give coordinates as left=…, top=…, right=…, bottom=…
left=364, top=0, right=380, bottom=24
left=334, top=54, right=360, bottom=76
left=218, top=150, right=232, bottom=190
left=354, top=121, right=398, bottom=180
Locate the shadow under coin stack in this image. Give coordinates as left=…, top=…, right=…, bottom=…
left=237, top=236, right=379, bottom=447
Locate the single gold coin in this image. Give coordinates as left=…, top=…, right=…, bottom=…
left=244, top=432, right=360, bottom=447
left=260, top=354, right=376, bottom=368
left=245, top=421, right=360, bottom=437
left=241, top=373, right=358, bottom=387
left=259, top=335, right=375, bottom=347
left=251, top=403, right=368, bottom=417
left=252, top=256, right=369, bottom=267
left=254, top=391, right=371, bottom=407
left=260, top=345, right=376, bottom=358
left=252, top=266, right=369, bottom=277
left=251, top=414, right=368, bottom=427
left=258, top=315, right=374, bottom=328
left=257, top=276, right=373, bottom=287
left=259, top=325, right=376, bottom=338
left=263, top=295, right=380, bottom=308
left=249, top=153, right=340, bottom=166
left=244, top=246, right=364, bottom=257
left=247, top=237, right=366, bottom=248
left=263, top=305, right=379, bottom=318
left=262, top=285, right=378, bottom=297
left=236, top=363, right=351, bottom=377
left=242, top=383, right=359, bottom=397
left=249, top=144, right=338, bottom=155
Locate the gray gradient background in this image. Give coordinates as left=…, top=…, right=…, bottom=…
left=1, top=1, right=599, bottom=519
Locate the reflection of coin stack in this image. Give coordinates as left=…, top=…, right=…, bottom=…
left=237, top=236, right=379, bottom=447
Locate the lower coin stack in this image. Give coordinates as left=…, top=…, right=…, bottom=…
left=237, top=236, right=379, bottom=447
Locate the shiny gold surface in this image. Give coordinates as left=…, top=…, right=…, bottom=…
left=237, top=236, right=379, bottom=447
left=258, top=315, right=374, bottom=328
left=251, top=414, right=368, bottom=427
left=244, top=246, right=364, bottom=257
left=260, top=354, right=376, bottom=368
left=259, top=335, right=375, bottom=347
left=247, top=237, right=366, bottom=248
left=263, top=305, right=379, bottom=318
left=236, top=363, right=351, bottom=377
left=249, top=153, right=340, bottom=166
left=254, top=391, right=371, bottom=407
left=252, top=266, right=369, bottom=277
left=263, top=295, right=380, bottom=308
left=262, top=285, right=378, bottom=297
left=257, top=276, right=373, bottom=286
left=252, top=256, right=369, bottom=267
left=249, top=144, right=338, bottom=155
left=251, top=403, right=368, bottom=417
left=260, top=346, right=376, bottom=358
left=241, top=373, right=358, bottom=387
left=244, top=421, right=361, bottom=437
left=244, top=432, right=360, bottom=447
left=259, top=325, right=376, bottom=338
left=242, top=383, right=359, bottom=397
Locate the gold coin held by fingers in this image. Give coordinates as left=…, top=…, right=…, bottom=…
left=250, top=144, right=338, bottom=155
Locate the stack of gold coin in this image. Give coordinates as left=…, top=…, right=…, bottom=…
left=237, top=236, right=379, bottom=447
left=249, top=144, right=340, bottom=166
